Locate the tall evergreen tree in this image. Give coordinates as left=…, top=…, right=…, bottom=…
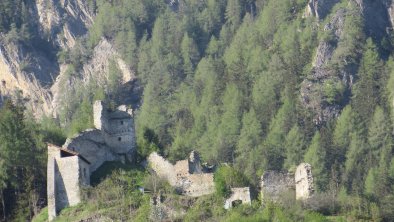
left=284, top=125, right=305, bottom=169
left=304, top=131, right=328, bottom=191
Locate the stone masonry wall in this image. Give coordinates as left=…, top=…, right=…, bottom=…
left=260, top=171, right=295, bottom=202
left=64, top=129, right=118, bottom=172
left=181, top=174, right=214, bottom=197
left=47, top=149, right=57, bottom=221
left=260, top=163, right=315, bottom=203
left=55, top=156, right=82, bottom=213
left=148, top=152, right=215, bottom=197
left=224, top=187, right=252, bottom=209
left=93, top=100, right=135, bottom=156
left=148, top=152, right=177, bottom=186
left=295, top=163, right=314, bottom=200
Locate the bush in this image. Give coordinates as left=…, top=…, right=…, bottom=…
left=214, top=165, right=249, bottom=198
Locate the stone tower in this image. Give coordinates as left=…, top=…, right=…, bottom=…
left=47, top=144, right=90, bottom=221
left=93, top=100, right=135, bottom=160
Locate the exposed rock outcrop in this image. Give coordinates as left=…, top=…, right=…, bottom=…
left=304, top=0, right=340, bottom=20
left=0, top=0, right=95, bottom=117
left=35, top=0, right=94, bottom=48
left=301, top=8, right=347, bottom=125
left=0, top=36, right=58, bottom=116
left=51, top=39, right=135, bottom=116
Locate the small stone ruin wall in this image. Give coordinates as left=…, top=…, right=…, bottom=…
left=261, top=171, right=295, bottom=202
left=64, top=129, right=118, bottom=172
left=224, top=187, right=252, bottom=209
left=260, top=163, right=314, bottom=202
left=295, top=163, right=314, bottom=200
left=179, top=173, right=214, bottom=197
left=148, top=152, right=177, bottom=186
left=147, top=152, right=215, bottom=197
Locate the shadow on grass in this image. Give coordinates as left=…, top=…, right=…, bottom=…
left=90, top=161, right=145, bottom=186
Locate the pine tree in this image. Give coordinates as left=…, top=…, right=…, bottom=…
left=216, top=84, right=242, bottom=163
left=304, top=131, right=328, bottom=191
left=352, top=39, right=384, bottom=123
left=284, top=125, right=305, bottom=169
left=332, top=105, right=353, bottom=163
left=235, top=109, right=262, bottom=180
left=181, top=33, right=200, bottom=76
left=367, top=106, right=391, bottom=168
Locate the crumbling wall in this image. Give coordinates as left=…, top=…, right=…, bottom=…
left=174, top=160, right=189, bottom=178
left=260, top=171, right=295, bottom=202
left=93, top=100, right=106, bottom=130
left=148, top=152, right=177, bottom=186
left=224, top=187, right=252, bottom=209
left=188, top=150, right=202, bottom=174
left=47, top=145, right=58, bottom=221
left=64, top=129, right=118, bottom=172
left=47, top=144, right=90, bottom=221
left=295, top=163, right=314, bottom=200
left=148, top=152, right=215, bottom=197
left=180, top=174, right=215, bottom=197
left=93, top=100, right=136, bottom=155
left=55, top=156, right=82, bottom=211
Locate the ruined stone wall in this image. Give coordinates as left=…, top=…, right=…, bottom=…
left=295, top=163, right=314, bottom=200
left=188, top=151, right=202, bottom=174
left=224, top=187, right=252, bottom=209
left=181, top=174, right=214, bottom=197
left=79, top=158, right=90, bottom=186
left=93, top=100, right=135, bottom=155
left=64, top=129, right=118, bottom=172
left=174, top=160, right=189, bottom=178
left=261, top=171, right=295, bottom=202
left=103, top=128, right=135, bottom=154
left=47, top=147, right=57, bottom=221
left=148, top=152, right=177, bottom=186
left=93, top=100, right=105, bottom=130
left=148, top=152, right=215, bottom=197
left=55, top=156, right=82, bottom=213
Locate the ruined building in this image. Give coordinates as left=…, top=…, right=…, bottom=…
left=148, top=151, right=215, bottom=197
left=47, top=100, right=135, bottom=220
left=47, top=144, right=90, bottom=221
left=224, top=187, right=252, bottom=209
left=261, top=163, right=314, bottom=202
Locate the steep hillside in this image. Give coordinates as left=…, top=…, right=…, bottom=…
left=1, top=0, right=394, bottom=221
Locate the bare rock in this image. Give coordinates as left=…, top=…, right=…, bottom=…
left=304, top=0, right=340, bottom=20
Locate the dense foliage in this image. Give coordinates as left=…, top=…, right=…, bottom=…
left=1, top=0, right=394, bottom=221
left=0, top=101, right=65, bottom=221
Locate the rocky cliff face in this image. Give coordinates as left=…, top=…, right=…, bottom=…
left=0, top=35, right=58, bottom=116
left=35, top=0, right=94, bottom=48
left=51, top=38, right=135, bottom=115
left=0, top=0, right=94, bottom=116
left=303, top=0, right=340, bottom=20
left=301, top=0, right=394, bottom=125
left=0, top=0, right=136, bottom=117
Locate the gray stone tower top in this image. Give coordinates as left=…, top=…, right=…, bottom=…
left=92, top=100, right=135, bottom=156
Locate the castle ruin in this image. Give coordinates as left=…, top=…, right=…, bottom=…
left=47, top=144, right=90, bottom=221
left=47, top=100, right=135, bottom=220
left=147, top=151, right=215, bottom=197
left=224, top=187, right=252, bottom=209
left=260, top=163, right=314, bottom=203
